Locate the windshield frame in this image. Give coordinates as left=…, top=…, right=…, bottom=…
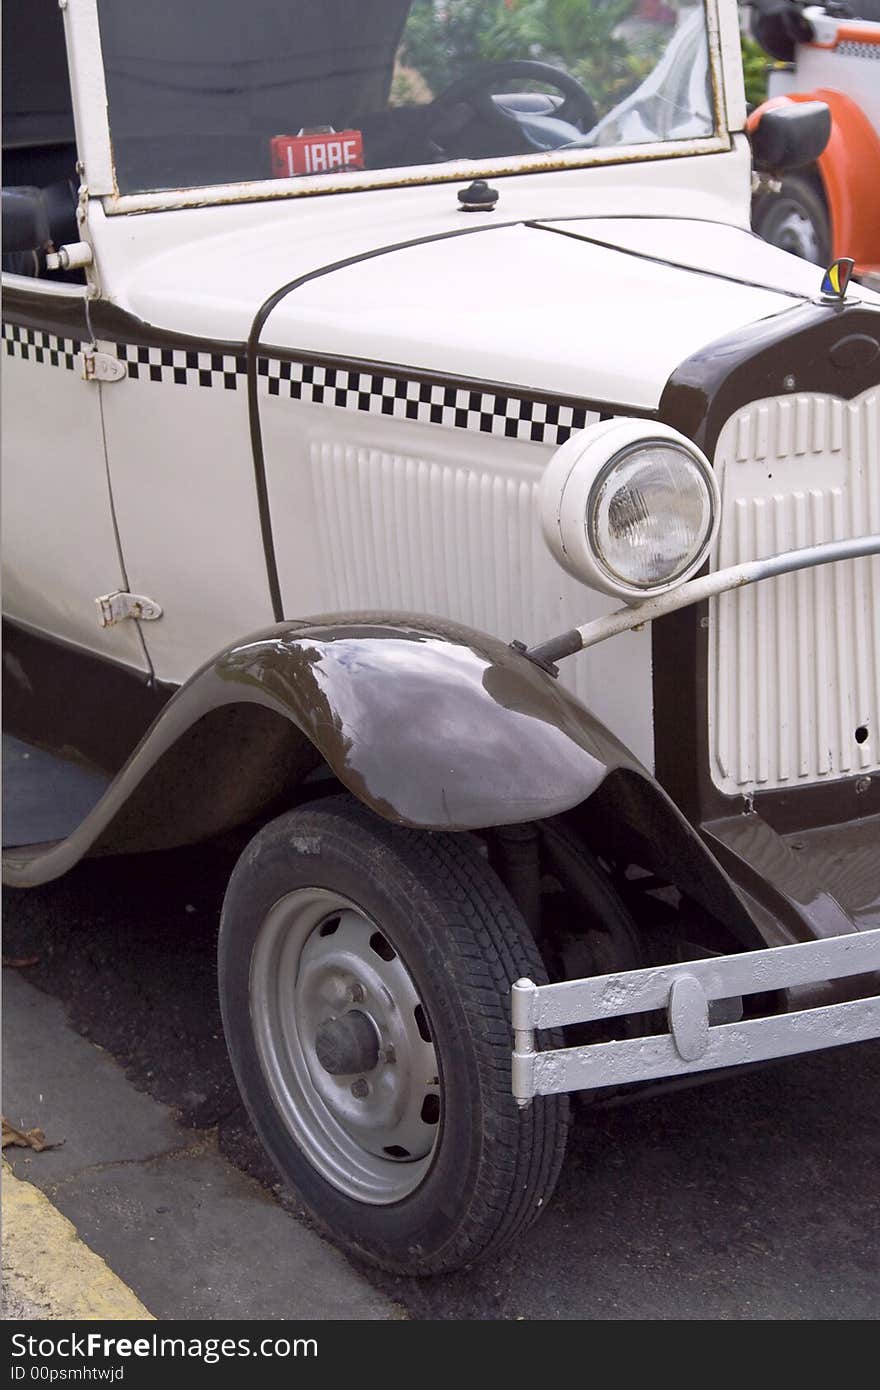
left=66, top=0, right=733, bottom=215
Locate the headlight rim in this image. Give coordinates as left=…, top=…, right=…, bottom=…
left=585, top=435, right=718, bottom=596
left=538, top=417, right=722, bottom=606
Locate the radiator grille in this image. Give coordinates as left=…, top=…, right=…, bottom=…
left=709, top=389, right=879, bottom=794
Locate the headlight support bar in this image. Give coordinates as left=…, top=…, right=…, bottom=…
left=523, top=533, right=880, bottom=672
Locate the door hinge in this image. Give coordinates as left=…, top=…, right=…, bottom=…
left=81, top=347, right=126, bottom=383
left=96, top=592, right=163, bottom=628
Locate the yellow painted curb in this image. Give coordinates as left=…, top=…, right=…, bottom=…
left=2, top=1162, right=154, bottom=1320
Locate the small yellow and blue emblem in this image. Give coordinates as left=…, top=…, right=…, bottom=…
left=820, top=257, right=855, bottom=301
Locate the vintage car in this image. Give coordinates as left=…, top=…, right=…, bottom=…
left=2, top=0, right=879, bottom=1277
left=749, top=0, right=880, bottom=282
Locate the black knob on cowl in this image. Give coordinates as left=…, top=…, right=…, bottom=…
left=457, top=179, right=500, bottom=212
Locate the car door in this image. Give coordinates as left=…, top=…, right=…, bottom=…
left=1, top=280, right=148, bottom=673
left=1, top=2, right=148, bottom=677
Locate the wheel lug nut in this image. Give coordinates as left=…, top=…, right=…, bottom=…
left=349, top=982, right=365, bottom=1003
left=351, top=1078, right=369, bottom=1099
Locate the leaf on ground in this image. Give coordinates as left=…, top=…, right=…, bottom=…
left=2, top=955, right=40, bottom=969
left=1, top=1117, right=63, bottom=1152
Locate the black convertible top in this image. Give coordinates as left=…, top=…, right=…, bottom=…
left=2, top=1, right=74, bottom=149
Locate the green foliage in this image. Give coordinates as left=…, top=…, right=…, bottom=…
left=740, top=33, right=769, bottom=109
left=400, top=2, right=496, bottom=95
left=399, top=0, right=665, bottom=116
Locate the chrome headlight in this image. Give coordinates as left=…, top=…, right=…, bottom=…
left=539, top=419, right=721, bottom=603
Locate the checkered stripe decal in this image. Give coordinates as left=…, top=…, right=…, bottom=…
left=837, top=40, right=880, bottom=58
left=115, top=342, right=247, bottom=389
left=258, top=357, right=600, bottom=446
left=2, top=322, right=80, bottom=369
left=3, top=323, right=602, bottom=445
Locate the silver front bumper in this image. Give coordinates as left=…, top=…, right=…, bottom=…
left=512, top=928, right=880, bottom=1102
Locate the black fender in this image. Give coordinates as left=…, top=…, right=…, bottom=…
left=0, top=613, right=760, bottom=945
left=3, top=614, right=621, bottom=884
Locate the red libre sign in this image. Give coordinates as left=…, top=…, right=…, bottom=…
left=271, top=130, right=365, bottom=178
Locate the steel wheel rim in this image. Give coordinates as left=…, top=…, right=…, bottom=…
left=249, top=887, right=441, bottom=1204
left=763, top=201, right=822, bottom=264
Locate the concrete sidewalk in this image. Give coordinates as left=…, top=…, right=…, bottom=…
left=2, top=1160, right=153, bottom=1320
left=2, top=969, right=398, bottom=1321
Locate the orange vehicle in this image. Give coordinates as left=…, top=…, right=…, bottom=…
left=749, top=1, right=880, bottom=286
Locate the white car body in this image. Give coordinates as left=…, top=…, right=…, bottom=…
left=2, top=0, right=879, bottom=1275
left=5, top=0, right=871, bottom=759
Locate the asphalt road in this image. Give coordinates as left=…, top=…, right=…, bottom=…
left=4, top=845, right=879, bottom=1320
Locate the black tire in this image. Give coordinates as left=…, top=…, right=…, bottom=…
left=218, top=794, right=569, bottom=1275
left=752, top=172, right=831, bottom=267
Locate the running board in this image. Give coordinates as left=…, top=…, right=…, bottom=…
left=2, top=734, right=111, bottom=849
left=511, top=929, right=880, bottom=1103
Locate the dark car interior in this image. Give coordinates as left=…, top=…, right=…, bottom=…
left=93, top=0, right=592, bottom=192
left=2, top=2, right=81, bottom=278
left=2, top=0, right=596, bottom=257
left=5, top=0, right=593, bottom=213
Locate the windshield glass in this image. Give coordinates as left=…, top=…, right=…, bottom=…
left=96, top=0, right=716, bottom=197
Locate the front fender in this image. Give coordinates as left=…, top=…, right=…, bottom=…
left=212, top=615, right=631, bottom=827
left=3, top=614, right=638, bottom=887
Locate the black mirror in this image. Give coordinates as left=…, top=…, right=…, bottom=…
left=750, top=101, right=832, bottom=172
left=1, top=186, right=51, bottom=254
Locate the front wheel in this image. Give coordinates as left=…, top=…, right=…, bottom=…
left=218, top=795, right=568, bottom=1275
left=752, top=172, right=831, bottom=266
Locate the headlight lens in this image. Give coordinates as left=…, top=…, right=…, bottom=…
left=590, top=442, right=715, bottom=589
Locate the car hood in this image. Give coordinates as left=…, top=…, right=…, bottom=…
left=119, top=214, right=844, bottom=411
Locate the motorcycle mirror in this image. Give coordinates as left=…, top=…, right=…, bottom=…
left=750, top=101, right=832, bottom=172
